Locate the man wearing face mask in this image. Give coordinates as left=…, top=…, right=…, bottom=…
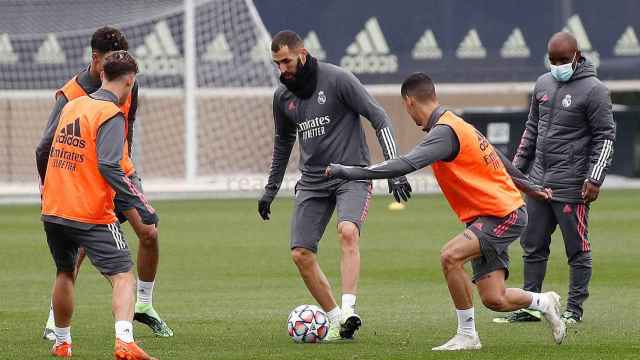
left=258, top=30, right=412, bottom=341
left=494, top=32, right=615, bottom=325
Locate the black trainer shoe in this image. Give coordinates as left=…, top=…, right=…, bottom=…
left=492, top=309, right=542, bottom=323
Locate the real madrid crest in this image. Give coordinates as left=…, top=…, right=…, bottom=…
left=317, top=90, right=326, bottom=104
left=562, top=94, right=572, bottom=108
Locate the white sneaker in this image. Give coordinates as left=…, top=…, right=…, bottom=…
left=432, top=333, right=482, bottom=351
left=541, top=292, right=566, bottom=344
left=42, top=326, right=56, bottom=341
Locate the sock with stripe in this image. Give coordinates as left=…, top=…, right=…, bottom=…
left=136, top=280, right=154, bottom=306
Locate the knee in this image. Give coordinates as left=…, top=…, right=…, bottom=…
left=138, top=226, right=158, bottom=249
left=338, top=222, right=359, bottom=250
left=440, top=248, right=461, bottom=273
left=291, top=248, right=314, bottom=269
left=481, top=293, right=508, bottom=312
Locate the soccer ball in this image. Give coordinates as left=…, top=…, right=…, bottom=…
left=287, top=304, right=329, bottom=343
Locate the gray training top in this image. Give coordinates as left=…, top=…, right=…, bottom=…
left=264, top=62, right=399, bottom=200
left=332, top=106, right=542, bottom=195
left=36, top=89, right=155, bottom=229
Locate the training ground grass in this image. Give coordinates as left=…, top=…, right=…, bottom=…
left=1, top=190, right=639, bottom=359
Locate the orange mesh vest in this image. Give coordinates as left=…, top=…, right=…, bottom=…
left=57, top=76, right=135, bottom=176
left=42, top=96, right=123, bottom=224
left=431, top=111, right=524, bottom=223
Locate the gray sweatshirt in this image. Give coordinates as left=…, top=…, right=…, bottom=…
left=331, top=107, right=543, bottom=196
left=264, top=62, right=399, bottom=199
left=37, top=89, right=156, bottom=228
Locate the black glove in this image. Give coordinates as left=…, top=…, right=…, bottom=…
left=388, top=176, right=412, bottom=203
left=258, top=195, right=273, bottom=220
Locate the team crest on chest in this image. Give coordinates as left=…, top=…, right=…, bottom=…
left=317, top=90, right=326, bottom=104
left=562, top=94, right=572, bottom=108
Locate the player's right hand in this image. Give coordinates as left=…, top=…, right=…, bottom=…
left=258, top=197, right=272, bottom=220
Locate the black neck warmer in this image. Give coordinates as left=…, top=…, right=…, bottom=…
left=279, top=54, right=318, bottom=99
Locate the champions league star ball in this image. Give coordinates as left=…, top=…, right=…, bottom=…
left=287, top=305, right=329, bottom=343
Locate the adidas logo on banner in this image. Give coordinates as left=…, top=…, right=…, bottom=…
left=304, top=31, right=326, bottom=60
left=340, top=17, right=398, bottom=74
left=135, top=21, right=183, bottom=76
left=500, top=28, right=530, bottom=58
left=561, top=14, right=599, bottom=68
left=614, top=26, right=640, bottom=56
left=456, top=29, right=486, bottom=59
left=0, top=33, right=18, bottom=64
left=82, top=46, right=92, bottom=64
left=35, top=34, right=66, bottom=64
left=202, top=34, right=233, bottom=62
left=412, top=30, right=442, bottom=60
left=250, top=37, right=271, bottom=63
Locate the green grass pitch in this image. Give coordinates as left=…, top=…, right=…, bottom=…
left=1, top=190, right=639, bottom=359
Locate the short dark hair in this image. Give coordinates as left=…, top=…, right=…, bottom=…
left=103, top=51, right=138, bottom=81
left=91, top=26, right=128, bottom=53
left=271, top=30, right=303, bottom=52
left=401, top=72, right=437, bottom=103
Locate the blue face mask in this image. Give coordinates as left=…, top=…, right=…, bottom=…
left=549, top=52, right=577, bottom=82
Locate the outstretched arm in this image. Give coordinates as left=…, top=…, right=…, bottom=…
left=327, top=125, right=457, bottom=180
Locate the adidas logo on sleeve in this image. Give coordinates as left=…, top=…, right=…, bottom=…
left=340, top=17, right=398, bottom=74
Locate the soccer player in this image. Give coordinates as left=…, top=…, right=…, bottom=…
left=326, top=73, right=566, bottom=350
left=258, top=30, right=412, bottom=341
left=36, top=26, right=173, bottom=339
left=36, top=51, right=157, bottom=359
left=495, top=32, right=616, bottom=325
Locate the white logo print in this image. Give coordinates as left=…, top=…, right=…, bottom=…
left=34, top=34, right=66, bottom=64
left=562, top=94, right=572, bottom=108
left=304, top=31, right=326, bottom=60
left=202, top=34, right=233, bottom=62
left=412, top=29, right=442, bottom=60
left=340, top=17, right=398, bottom=74
left=500, top=28, right=530, bottom=58
left=82, top=46, right=93, bottom=64
left=456, top=29, right=486, bottom=59
left=250, top=37, right=271, bottom=64
left=561, top=15, right=599, bottom=68
left=317, top=91, right=326, bottom=104
left=0, top=33, right=18, bottom=64
left=135, top=21, right=184, bottom=76
left=614, top=26, right=640, bottom=56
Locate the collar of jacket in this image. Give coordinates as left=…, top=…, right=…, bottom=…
left=423, top=105, right=446, bottom=132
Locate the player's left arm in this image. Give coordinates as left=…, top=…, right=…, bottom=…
left=583, top=83, right=616, bottom=202
left=97, top=114, right=158, bottom=225
left=35, top=95, right=68, bottom=184
left=336, top=69, right=411, bottom=201
left=495, top=149, right=552, bottom=201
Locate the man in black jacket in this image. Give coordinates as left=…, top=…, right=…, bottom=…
left=495, top=32, right=615, bottom=325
